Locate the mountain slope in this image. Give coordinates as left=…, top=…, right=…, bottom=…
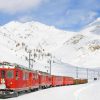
left=0, top=18, right=100, bottom=69
left=54, top=18, right=100, bottom=68
left=0, top=21, right=75, bottom=70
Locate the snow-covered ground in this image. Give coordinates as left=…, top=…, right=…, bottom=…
left=0, top=80, right=98, bottom=100
left=0, top=17, right=100, bottom=100
left=77, top=80, right=100, bottom=100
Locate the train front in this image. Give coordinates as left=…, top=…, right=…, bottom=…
left=0, top=62, right=18, bottom=98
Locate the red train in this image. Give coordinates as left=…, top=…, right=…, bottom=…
left=0, top=62, right=88, bottom=98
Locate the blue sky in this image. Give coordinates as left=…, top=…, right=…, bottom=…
left=0, top=0, right=100, bottom=31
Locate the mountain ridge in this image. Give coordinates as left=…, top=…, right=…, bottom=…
left=0, top=18, right=100, bottom=69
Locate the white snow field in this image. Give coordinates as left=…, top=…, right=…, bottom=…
left=0, top=81, right=98, bottom=100
left=77, top=80, right=100, bottom=100
left=0, top=18, right=100, bottom=100
left=0, top=18, right=100, bottom=68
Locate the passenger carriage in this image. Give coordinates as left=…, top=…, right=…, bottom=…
left=38, top=71, right=52, bottom=88
left=0, top=61, right=88, bottom=98
left=0, top=62, right=39, bottom=98
left=52, top=75, right=63, bottom=87
left=63, top=77, right=74, bottom=85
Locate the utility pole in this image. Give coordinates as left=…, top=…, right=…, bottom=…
left=28, top=50, right=34, bottom=69
left=93, top=70, right=97, bottom=80
left=98, top=71, right=100, bottom=80
left=47, top=59, right=52, bottom=75
left=49, top=60, right=51, bottom=75
left=45, top=66, right=49, bottom=74
left=94, top=70, right=95, bottom=80
left=76, top=67, right=78, bottom=79
left=47, top=56, right=52, bottom=75
left=87, top=68, right=88, bottom=79
left=46, top=58, right=52, bottom=75
left=29, top=50, right=31, bottom=69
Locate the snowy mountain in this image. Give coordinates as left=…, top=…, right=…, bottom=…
left=54, top=18, right=100, bottom=68
left=0, top=18, right=100, bottom=71
left=0, top=21, right=76, bottom=72
left=0, top=20, right=99, bottom=100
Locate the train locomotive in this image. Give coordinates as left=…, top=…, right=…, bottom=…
left=0, top=62, right=88, bottom=98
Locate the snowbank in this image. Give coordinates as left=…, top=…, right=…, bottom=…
left=76, top=80, right=100, bottom=100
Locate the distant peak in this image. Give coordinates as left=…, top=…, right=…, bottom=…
left=88, top=17, right=100, bottom=27
left=2, top=20, right=59, bottom=32
left=96, top=17, right=100, bottom=21
left=3, top=21, right=22, bottom=27
left=8, top=21, right=22, bottom=24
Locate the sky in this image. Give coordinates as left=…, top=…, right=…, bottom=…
left=0, top=0, right=100, bottom=31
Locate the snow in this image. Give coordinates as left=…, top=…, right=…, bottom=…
left=0, top=20, right=75, bottom=68
left=0, top=84, right=86, bottom=100
left=0, top=19, right=100, bottom=77
left=0, top=16, right=100, bottom=100
left=0, top=81, right=98, bottom=100
left=0, top=84, right=6, bottom=89
left=76, top=80, right=100, bottom=100
left=54, top=18, right=100, bottom=68
left=0, top=19, right=100, bottom=69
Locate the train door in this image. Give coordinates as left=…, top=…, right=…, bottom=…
left=15, top=70, right=20, bottom=88
left=29, top=72, right=32, bottom=87
left=6, top=69, right=15, bottom=88
left=15, top=69, right=23, bottom=89
left=0, top=70, right=6, bottom=89
left=0, top=70, right=6, bottom=84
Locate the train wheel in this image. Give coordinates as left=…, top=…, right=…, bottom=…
left=13, top=91, right=18, bottom=97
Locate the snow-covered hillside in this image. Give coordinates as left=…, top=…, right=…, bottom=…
left=0, top=21, right=76, bottom=73
left=0, top=18, right=100, bottom=71
left=0, top=18, right=100, bottom=100
left=54, top=18, right=100, bottom=68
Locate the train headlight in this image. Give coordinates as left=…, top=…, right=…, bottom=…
left=1, top=78, right=5, bottom=84
left=10, top=82, right=12, bottom=85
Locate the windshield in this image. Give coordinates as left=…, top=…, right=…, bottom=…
left=1, top=70, right=5, bottom=78
left=7, top=70, right=13, bottom=78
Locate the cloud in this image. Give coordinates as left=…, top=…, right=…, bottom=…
left=66, top=9, right=98, bottom=24
left=0, top=0, right=99, bottom=31
left=17, top=16, right=33, bottom=22
left=0, top=0, right=45, bottom=14
left=53, top=9, right=98, bottom=31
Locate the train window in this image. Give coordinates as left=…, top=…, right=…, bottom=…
left=16, top=71, right=19, bottom=80
left=7, top=70, right=13, bottom=78
left=33, top=73, right=38, bottom=80
left=49, top=77, right=51, bottom=81
left=35, top=73, right=38, bottom=79
left=33, top=73, right=35, bottom=79
left=43, top=75, right=45, bottom=81
left=25, top=73, right=29, bottom=80
left=1, top=70, right=5, bottom=78
left=23, top=72, right=26, bottom=80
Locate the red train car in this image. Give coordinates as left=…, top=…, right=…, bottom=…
left=63, top=76, right=74, bottom=86
left=52, top=75, right=63, bottom=87
left=0, top=62, right=39, bottom=97
left=0, top=62, right=88, bottom=98
left=38, top=71, right=52, bottom=88
left=74, top=79, right=88, bottom=84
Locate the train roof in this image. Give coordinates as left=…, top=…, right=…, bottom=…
left=0, top=62, right=51, bottom=74
left=0, top=62, right=32, bottom=71
left=0, top=62, right=15, bottom=69
left=38, top=71, right=50, bottom=75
